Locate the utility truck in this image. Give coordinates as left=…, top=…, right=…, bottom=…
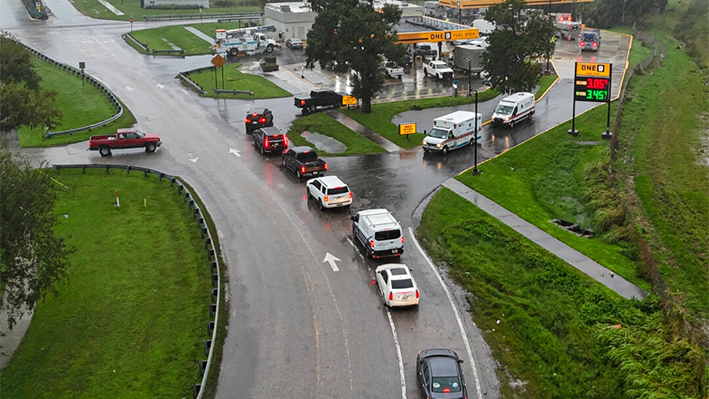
left=422, top=111, right=482, bottom=155
left=210, top=25, right=279, bottom=57
left=452, top=45, right=485, bottom=76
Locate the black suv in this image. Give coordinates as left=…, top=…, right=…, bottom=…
left=253, top=127, right=288, bottom=154
left=245, top=107, right=274, bottom=133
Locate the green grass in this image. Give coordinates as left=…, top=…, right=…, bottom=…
left=340, top=89, right=500, bottom=150
left=418, top=188, right=703, bottom=398
left=455, top=103, right=650, bottom=291
left=614, top=10, right=709, bottom=317
left=285, top=113, right=387, bottom=156
left=127, top=22, right=246, bottom=55
left=184, top=63, right=291, bottom=99
left=0, top=169, right=212, bottom=398
left=69, top=0, right=259, bottom=22
left=535, top=74, right=557, bottom=100
left=18, top=59, right=136, bottom=148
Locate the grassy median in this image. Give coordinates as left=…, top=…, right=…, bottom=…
left=0, top=169, right=212, bottom=398
left=18, top=59, right=136, bottom=148
left=340, top=88, right=500, bottom=150
left=184, top=63, right=291, bottom=99
left=286, top=113, right=387, bottom=156
left=69, top=0, right=259, bottom=22
left=127, top=22, right=246, bottom=55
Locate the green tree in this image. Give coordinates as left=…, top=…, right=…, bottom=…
left=482, top=0, right=557, bottom=94
left=0, top=33, right=62, bottom=133
left=304, top=0, right=407, bottom=113
left=0, top=147, right=73, bottom=329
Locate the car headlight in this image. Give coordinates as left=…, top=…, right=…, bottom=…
left=422, top=140, right=427, bottom=145
left=436, top=143, right=443, bottom=148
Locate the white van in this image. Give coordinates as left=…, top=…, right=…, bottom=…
left=423, top=111, right=483, bottom=155
left=351, top=209, right=404, bottom=259
left=491, top=92, right=535, bottom=127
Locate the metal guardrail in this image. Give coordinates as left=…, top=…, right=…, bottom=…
left=152, top=48, right=185, bottom=55
left=51, top=164, right=221, bottom=399
left=124, top=33, right=149, bottom=52
left=178, top=65, right=254, bottom=96
left=177, top=72, right=208, bottom=94
left=217, top=16, right=259, bottom=23
left=21, top=45, right=125, bottom=138
left=213, top=89, right=253, bottom=95
left=143, top=12, right=260, bottom=21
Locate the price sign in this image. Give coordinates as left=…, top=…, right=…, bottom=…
left=574, top=77, right=610, bottom=102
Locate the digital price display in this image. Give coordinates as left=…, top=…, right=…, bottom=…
left=574, top=77, right=610, bottom=102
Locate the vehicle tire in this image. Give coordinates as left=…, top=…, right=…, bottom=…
left=99, top=146, right=111, bottom=157
left=229, top=47, right=238, bottom=56
left=282, top=158, right=287, bottom=168
left=424, top=69, right=428, bottom=77
left=510, top=120, right=515, bottom=128
left=442, top=146, right=449, bottom=155
left=145, top=143, right=156, bottom=153
left=469, top=138, right=474, bottom=147
left=260, top=146, right=264, bottom=155
left=318, top=199, right=324, bottom=210
left=423, top=148, right=429, bottom=153
left=266, top=45, right=274, bottom=53
left=296, top=169, right=302, bottom=179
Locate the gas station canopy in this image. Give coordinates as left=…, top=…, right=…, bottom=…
left=438, top=0, right=594, bottom=8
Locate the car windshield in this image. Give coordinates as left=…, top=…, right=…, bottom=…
left=428, top=128, right=450, bottom=139
left=385, top=61, right=399, bottom=68
left=495, top=104, right=514, bottom=115
left=327, top=187, right=349, bottom=195
left=434, top=63, right=446, bottom=69
left=582, top=34, right=596, bottom=41
left=374, top=229, right=401, bottom=240
left=391, top=278, right=413, bottom=289
left=134, top=130, right=146, bottom=138
left=431, top=376, right=462, bottom=393
left=291, top=39, right=302, bottom=43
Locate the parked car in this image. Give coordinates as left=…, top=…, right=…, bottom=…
left=416, top=349, right=467, bottom=399
left=374, top=264, right=419, bottom=307
left=286, top=38, right=303, bottom=49
left=282, top=146, right=328, bottom=179
left=253, top=126, right=288, bottom=155
left=245, top=107, right=274, bottom=133
left=382, top=60, right=404, bottom=79
left=305, top=175, right=352, bottom=209
left=423, top=60, right=454, bottom=80
left=88, top=128, right=161, bottom=157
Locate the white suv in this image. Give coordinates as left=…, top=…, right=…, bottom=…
left=305, top=176, right=353, bottom=209
left=351, top=209, right=404, bottom=259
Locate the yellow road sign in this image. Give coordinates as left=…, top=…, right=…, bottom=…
left=211, top=55, right=226, bottom=69
left=575, top=62, right=611, bottom=77
left=398, top=29, right=478, bottom=44
left=399, top=123, right=417, bottom=135
left=342, top=95, right=357, bottom=106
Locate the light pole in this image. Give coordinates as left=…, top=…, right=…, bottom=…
left=471, top=89, right=480, bottom=175
left=466, top=57, right=472, bottom=97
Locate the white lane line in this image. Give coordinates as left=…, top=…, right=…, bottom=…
left=347, top=236, right=405, bottom=399
left=386, top=308, right=407, bottom=399
left=93, top=36, right=115, bottom=57
left=409, top=226, right=483, bottom=399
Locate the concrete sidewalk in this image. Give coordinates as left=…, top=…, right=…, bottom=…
left=326, top=110, right=402, bottom=153
left=442, top=178, right=648, bottom=300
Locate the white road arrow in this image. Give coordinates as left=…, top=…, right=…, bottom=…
left=125, top=86, right=133, bottom=91
left=323, top=253, right=341, bottom=272
left=188, top=154, right=199, bottom=163
left=229, top=148, right=241, bottom=157
left=156, top=84, right=165, bottom=89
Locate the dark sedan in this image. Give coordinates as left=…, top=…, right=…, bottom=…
left=416, top=349, right=467, bottom=399
left=286, top=38, right=303, bottom=49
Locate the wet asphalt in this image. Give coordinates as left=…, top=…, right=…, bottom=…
left=1, top=1, right=632, bottom=398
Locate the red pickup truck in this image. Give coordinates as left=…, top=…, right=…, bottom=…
left=89, top=128, right=162, bottom=157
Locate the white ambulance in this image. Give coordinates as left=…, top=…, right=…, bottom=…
left=422, top=111, right=483, bottom=155
left=491, top=92, right=535, bottom=127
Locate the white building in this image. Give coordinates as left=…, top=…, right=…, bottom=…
left=263, top=1, right=424, bottom=41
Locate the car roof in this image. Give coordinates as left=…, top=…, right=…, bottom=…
left=259, top=126, right=283, bottom=136
left=289, top=38, right=302, bottom=42
left=317, top=175, right=347, bottom=187
left=428, top=355, right=459, bottom=377
left=376, top=263, right=410, bottom=276
left=247, top=108, right=268, bottom=114
left=290, top=146, right=315, bottom=153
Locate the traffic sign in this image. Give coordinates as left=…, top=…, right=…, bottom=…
left=575, top=62, right=611, bottom=77
left=211, top=55, right=226, bottom=69
left=399, top=123, right=416, bottom=135
left=342, top=95, right=357, bottom=106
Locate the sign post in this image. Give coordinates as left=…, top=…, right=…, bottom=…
left=569, top=61, right=612, bottom=138
left=129, top=15, right=134, bottom=32
left=79, top=62, right=85, bottom=87
left=398, top=123, right=416, bottom=141
left=211, top=55, right=226, bottom=91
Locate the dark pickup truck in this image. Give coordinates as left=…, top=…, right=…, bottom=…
left=88, top=128, right=162, bottom=157
left=282, top=146, right=328, bottom=179
left=294, top=90, right=343, bottom=115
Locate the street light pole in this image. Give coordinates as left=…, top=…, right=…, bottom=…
left=466, top=57, right=472, bottom=97
left=472, top=89, right=480, bottom=175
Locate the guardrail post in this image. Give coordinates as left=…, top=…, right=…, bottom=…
left=184, top=192, right=190, bottom=202
left=211, top=274, right=218, bottom=287
left=209, top=303, right=217, bottom=317
left=82, top=165, right=87, bottom=174
left=200, top=227, right=208, bottom=239
left=203, top=340, right=212, bottom=356
left=197, top=217, right=204, bottom=227
left=207, top=321, right=215, bottom=336
left=211, top=288, right=218, bottom=301
left=199, top=360, right=208, bottom=376
left=192, top=384, right=201, bottom=398
left=204, top=237, right=212, bottom=250
left=210, top=262, right=217, bottom=274
left=171, top=177, right=177, bottom=186
left=105, top=165, right=111, bottom=174
left=193, top=208, right=200, bottom=219
left=189, top=200, right=195, bottom=210
left=207, top=249, right=215, bottom=261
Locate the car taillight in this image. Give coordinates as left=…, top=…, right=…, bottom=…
left=324, top=163, right=328, bottom=170
left=244, top=118, right=250, bottom=123
left=401, top=236, right=405, bottom=243
left=348, top=192, right=352, bottom=199
left=259, top=118, right=267, bottom=123
left=389, top=292, right=393, bottom=301
left=580, top=41, right=585, bottom=46
left=264, top=137, right=270, bottom=148
left=300, top=100, right=306, bottom=105
left=252, top=113, right=258, bottom=117
left=415, top=289, right=419, bottom=299
left=592, top=42, right=598, bottom=47
left=300, top=166, right=306, bottom=174
left=369, top=240, right=375, bottom=248
left=324, top=195, right=329, bottom=203
left=284, top=135, right=289, bottom=147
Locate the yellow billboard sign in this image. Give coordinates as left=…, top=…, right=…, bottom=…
left=398, top=29, right=479, bottom=44
left=575, top=62, right=612, bottom=77
left=342, top=95, right=357, bottom=106
left=438, top=0, right=594, bottom=8
left=399, top=123, right=417, bottom=135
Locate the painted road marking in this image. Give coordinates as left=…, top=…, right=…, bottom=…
left=323, top=252, right=340, bottom=272
left=228, top=148, right=241, bottom=157
left=189, top=153, right=199, bottom=163
left=156, top=83, right=165, bottom=89
left=92, top=36, right=115, bottom=57
left=386, top=308, right=407, bottom=399
left=409, top=226, right=483, bottom=399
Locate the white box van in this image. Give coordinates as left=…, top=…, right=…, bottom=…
left=351, top=209, right=404, bottom=259
left=423, top=111, right=483, bottom=155
left=492, top=92, right=535, bottom=127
